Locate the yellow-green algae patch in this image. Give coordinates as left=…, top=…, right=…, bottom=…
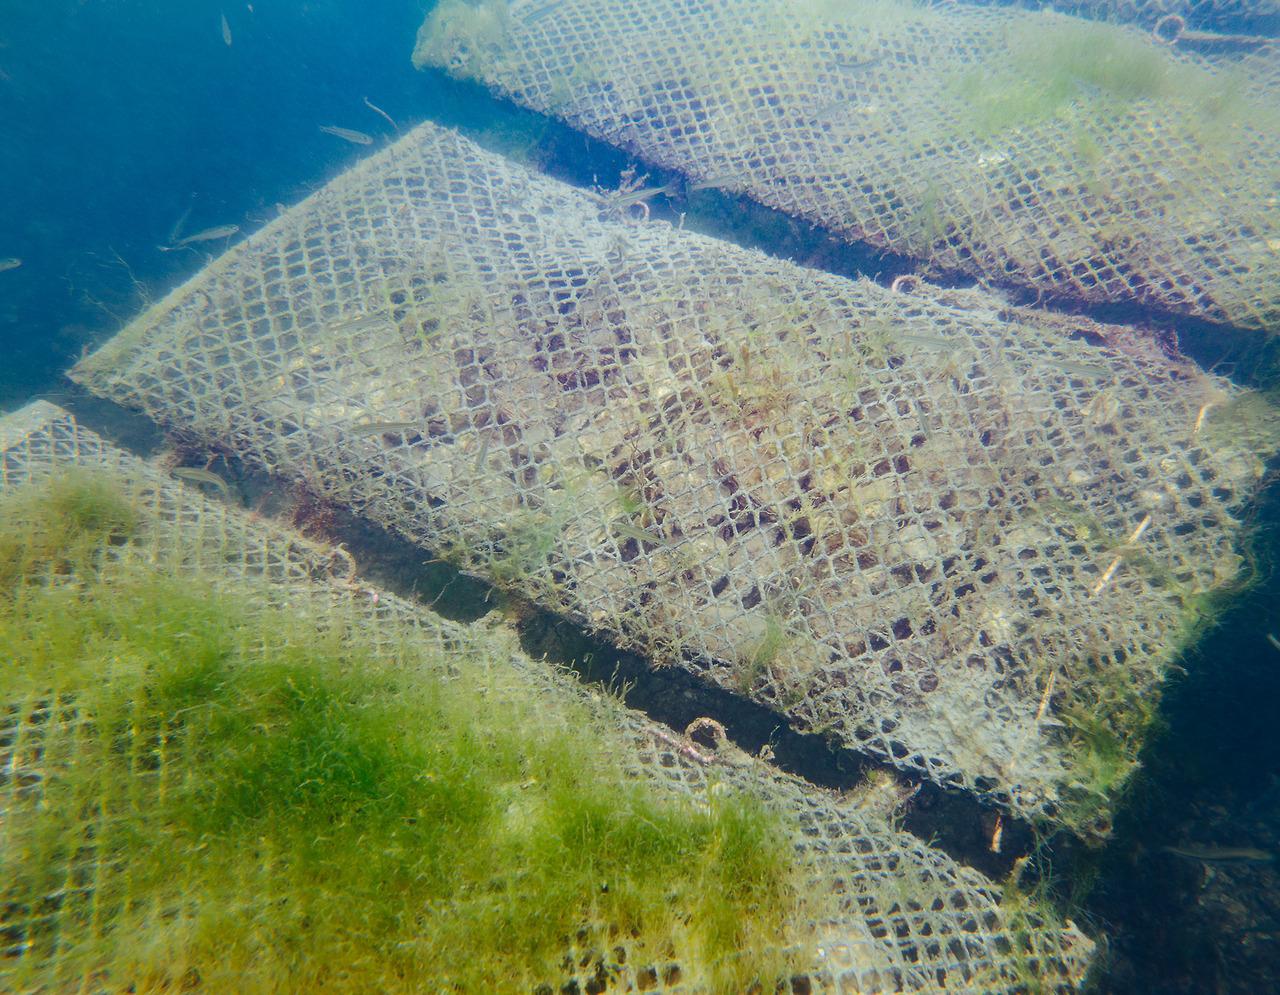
left=1, top=473, right=807, bottom=993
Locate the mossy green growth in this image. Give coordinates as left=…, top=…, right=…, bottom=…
left=1056, top=697, right=1145, bottom=831
left=1, top=473, right=806, bottom=993
left=449, top=500, right=575, bottom=595
left=908, top=180, right=945, bottom=248
left=986, top=865, right=1074, bottom=995
left=735, top=613, right=789, bottom=690
left=0, top=468, right=140, bottom=591
left=949, top=18, right=1227, bottom=139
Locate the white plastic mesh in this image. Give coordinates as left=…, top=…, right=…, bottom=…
left=0, top=400, right=1096, bottom=993
left=69, top=120, right=1276, bottom=835
left=412, top=0, right=1280, bottom=333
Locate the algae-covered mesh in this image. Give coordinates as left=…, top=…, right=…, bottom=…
left=0, top=401, right=1097, bottom=993
left=413, top=0, right=1280, bottom=333
left=69, top=120, right=1277, bottom=835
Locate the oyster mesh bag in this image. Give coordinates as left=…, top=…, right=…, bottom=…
left=0, top=400, right=1097, bottom=992
left=71, top=120, right=1278, bottom=836
left=413, top=0, right=1280, bottom=332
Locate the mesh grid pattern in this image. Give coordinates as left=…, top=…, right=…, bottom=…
left=413, top=0, right=1280, bottom=332
left=0, top=400, right=1096, bottom=993
left=69, top=121, right=1274, bottom=834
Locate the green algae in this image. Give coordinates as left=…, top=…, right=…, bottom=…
left=0, top=472, right=807, bottom=993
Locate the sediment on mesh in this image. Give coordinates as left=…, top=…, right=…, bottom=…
left=69, top=121, right=1276, bottom=836
left=412, top=0, right=1280, bottom=333
left=0, top=400, right=1097, bottom=993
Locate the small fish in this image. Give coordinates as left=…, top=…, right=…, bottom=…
left=164, top=224, right=239, bottom=250
left=171, top=467, right=230, bottom=495
left=348, top=421, right=419, bottom=437
left=0, top=257, right=20, bottom=272
left=220, top=12, right=232, bottom=45
left=1072, top=79, right=1103, bottom=100
left=516, top=0, right=563, bottom=23
left=610, top=185, right=675, bottom=208
left=1267, top=632, right=1280, bottom=653
left=319, top=125, right=373, bottom=145
left=834, top=56, right=883, bottom=73
left=1161, top=844, right=1274, bottom=864
left=168, top=201, right=195, bottom=244
left=327, top=310, right=391, bottom=334
left=812, top=98, right=853, bottom=122
left=687, top=173, right=738, bottom=193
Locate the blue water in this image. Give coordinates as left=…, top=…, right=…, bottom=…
left=2, top=4, right=1279, bottom=994
left=1, top=1, right=472, bottom=407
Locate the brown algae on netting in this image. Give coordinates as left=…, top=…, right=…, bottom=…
left=0, top=473, right=813, bottom=994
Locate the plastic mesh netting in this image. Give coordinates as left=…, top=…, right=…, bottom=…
left=413, top=0, right=1280, bottom=332
left=69, top=121, right=1277, bottom=836
left=0, top=400, right=1096, bottom=993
